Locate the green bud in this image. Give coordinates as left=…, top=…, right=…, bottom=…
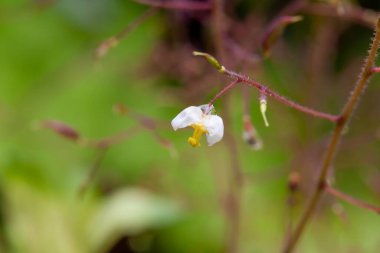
left=193, top=51, right=225, bottom=73
left=260, top=99, right=269, bottom=127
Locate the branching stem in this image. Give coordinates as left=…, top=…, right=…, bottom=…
left=223, top=69, right=339, bottom=122
left=283, top=17, right=380, bottom=253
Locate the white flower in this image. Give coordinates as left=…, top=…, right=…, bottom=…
left=171, top=104, right=224, bottom=147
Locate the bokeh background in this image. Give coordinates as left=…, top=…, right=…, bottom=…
left=1, top=0, right=380, bottom=252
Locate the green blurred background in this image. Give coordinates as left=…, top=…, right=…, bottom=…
left=1, top=0, right=380, bottom=252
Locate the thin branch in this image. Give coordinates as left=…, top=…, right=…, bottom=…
left=78, top=148, right=108, bottom=196
left=223, top=99, right=243, bottom=253
left=301, top=3, right=378, bottom=28
left=132, top=0, right=212, bottom=11
left=211, top=1, right=241, bottom=252
left=194, top=52, right=339, bottom=122
left=283, top=17, right=380, bottom=253
left=326, top=186, right=380, bottom=214
left=96, top=7, right=157, bottom=58
left=211, top=0, right=226, bottom=62
left=223, top=69, right=339, bottom=122
left=208, top=79, right=239, bottom=106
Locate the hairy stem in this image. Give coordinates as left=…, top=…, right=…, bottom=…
left=283, top=17, right=380, bottom=253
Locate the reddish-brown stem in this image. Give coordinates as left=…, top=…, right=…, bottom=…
left=223, top=69, right=339, bottom=122
left=133, top=0, right=211, bottom=10
left=301, top=3, right=378, bottom=28
left=326, top=186, right=380, bottom=214
left=371, top=66, right=380, bottom=74
left=208, top=79, right=239, bottom=107
left=283, top=17, right=380, bottom=253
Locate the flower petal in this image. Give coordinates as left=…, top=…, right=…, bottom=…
left=204, top=115, right=224, bottom=146
left=171, top=106, right=203, bottom=130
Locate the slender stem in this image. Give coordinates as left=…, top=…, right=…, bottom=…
left=133, top=0, right=212, bottom=10
left=78, top=148, right=108, bottom=196
left=212, top=0, right=226, bottom=61
left=371, top=66, right=380, bottom=74
left=223, top=69, right=339, bottom=122
left=97, top=7, right=157, bottom=58
left=208, top=79, right=239, bottom=106
left=115, top=8, right=157, bottom=41
left=326, top=186, right=380, bottom=214
left=301, top=3, right=377, bottom=28
left=223, top=98, right=243, bottom=253
left=283, top=17, right=380, bottom=253
left=211, top=1, right=241, bottom=252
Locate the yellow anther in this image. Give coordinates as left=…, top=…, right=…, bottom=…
left=187, top=124, right=206, bottom=147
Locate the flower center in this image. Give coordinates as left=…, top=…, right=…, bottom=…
left=188, top=124, right=207, bottom=147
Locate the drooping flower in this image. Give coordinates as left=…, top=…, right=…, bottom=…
left=171, top=105, right=224, bottom=147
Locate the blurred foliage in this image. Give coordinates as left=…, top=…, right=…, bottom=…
left=0, top=0, right=380, bottom=253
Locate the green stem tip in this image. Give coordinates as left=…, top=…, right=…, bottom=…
left=193, top=51, right=225, bottom=73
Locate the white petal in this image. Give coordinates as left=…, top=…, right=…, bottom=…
left=171, top=106, right=203, bottom=130
left=203, top=115, right=224, bottom=146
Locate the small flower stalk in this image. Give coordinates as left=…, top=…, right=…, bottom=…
left=171, top=105, right=224, bottom=147
left=260, top=94, right=270, bottom=127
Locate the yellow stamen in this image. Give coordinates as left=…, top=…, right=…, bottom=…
left=188, top=124, right=206, bottom=147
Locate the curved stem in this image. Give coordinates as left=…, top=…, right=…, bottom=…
left=283, top=17, right=380, bottom=253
